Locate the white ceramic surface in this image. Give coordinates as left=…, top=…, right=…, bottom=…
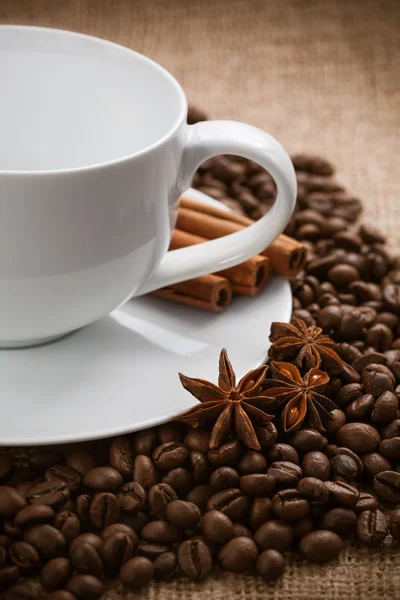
left=0, top=25, right=296, bottom=347
left=0, top=190, right=292, bottom=446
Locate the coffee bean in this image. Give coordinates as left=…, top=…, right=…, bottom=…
left=209, top=467, right=240, bottom=492
left=148, top=483, right=178, bottom=520
left=9, top=541, right=41, bottom=571
left=132, top=455, right=158, bottom=490
left=0, top=565, right=20, bottom=590
left=346, top=394, right=375, bottom=420
left=288, top=429, right=324, bottom=453
left=382, top=419, right=400, bottom=439
left=117, top=482, right=146, bottom=514
left=266, top=444, right=299, bottom=464
left=324, top=409, right=347, bottom=436
left=184, top=430, right=211, bottom=453
left=256, top=549, right=286, bottom=580
left=45, top=465, right=81, bottom=492
left=362, top=364, right=395, bottom=396
left=272, top=489, right=310, bottom=521
left=352, top=352, right=387, bottom=373
left=336, top=423, right=381, bottom=453
left=166, top=500, right=201, bottom=529
left=240, top=474, right=275, bottom=496
left=15, top=481, right=36, bottom=497
left=229, top=524, right=250, bottom=538
left=27, top=481, right=70, bottom=510
left=69, top=543, right=102, bottom=577
left=336, top=383, right=363, bottom=407
left=338, top=310, right=365, bottom=340
left=66, top=574, right=104, bottom=599
left=371, top=391, right=399, bottom=424
left=3, top=519, right=23, bottom=540
left=162, top=468, right=194, bottom=496
left=83, top=467, right=123, bottom=491
left=157, top=424, right=183, bottom=444
left=299, top=530, right=343, bottom=562
left=0, top=453, right=12, bottom=481
left=357, top=510, right=387, bottom=546
left=152, top=442, right=189, bottom=471
left=53, top=511, right=81, bottom=543
left=379, top=437, right=400, bottom=461
left=253, top=519, right=293, bottom=552
left=267, top=461, right=303, bottom=487
left=109, top=436, right=134, bottom=478
left=89, top=492, right=120, bottom=529
left=178, top=539, right=212, bottom=581
left=325, top=481, right=359, bottom=507
left=320, top=507, right=357, bottom=536
left=186, top=485, right=213, bottom=513
left=190, top=451, right=210, bottom=483
left=133, top=429, right=158, bottom=456
left=6, top=580, right=46, bottom=599
left=362, top=453, right=392, bottom=477
left=48, top=591, right=76, bottom=600
left=249, top=497, right=273, bottom=531
left=330, top=455, right=358, bottom=482
left=28, top=449, right=64, bottom=472
left=70, top=534, right=103, bottom=554
left=255, top=423, right=278, bottom=449
left=302, top=451, right=330, bottom=481
left=137, top=543, right=170, bottom=560
left=66, top=449, right=97, bottom=476
left=333, top=447, right=364, bottom=477
left=354, top=492, right=379, bottom=515
left=141, top=521, right=181, bottom=544
left=207, top=488, right=250, bottom=521
left=389, top=507, right=400, bottom=540
left=15, top=504, right=54, bottom=529
left=373, top=470, right=400, bottom=503
left=297, top=477, right=329, bottom=505
left=202, top=510, right=234, bottom=544
left=0, top=486, right=27, bottom=517
left=383, top=283, right=400, bottom=313
left=101, top=524, right=137, bottom=547
left=207, top=440, right=241, bottom=465
left=237, top=451, right=267, bottom=474
left=218, top=536, right=258, bottom=573
left=154, top=552, right=176, bottom=580
left=24, top=525, right=66, bottom=560
left=75, top=495, right=91, bottom=529
left=40, top=557, right=71, bottom=591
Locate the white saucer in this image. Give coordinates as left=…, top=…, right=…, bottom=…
left=0, top=189, right=292, bottom=446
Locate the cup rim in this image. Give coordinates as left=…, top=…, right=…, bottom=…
left=0, top=25, right=188, bottom=177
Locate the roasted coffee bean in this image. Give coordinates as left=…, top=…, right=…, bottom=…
left=371, top=391, right=399, bottom=423
left=338, top=310, right=366, bottom=340
left=186, top=485, right=213, bottom=513
left=133, top=455, right=158, bottom=490
left=152, top=442, right=189, bottom=471
left=379, top=437, right=400, bottom=461
left=299, top=530, right=343, bottom=562
left=0, top=453, right=12, bottom=481
left=137, top=544, right=169, bottom=560
left=266, top=443, right=299, bottom=465
left=373, top=470, right=400, bottom=503
left=133, top=429, right=158, bottom=456
left=357, top=510, right=387, bottom=547
left=352, top=353, right=387, bottom=373
left=40, top=557, right=71, bottom=591
left=15, top=481, right=36, bottom=497
left=83, top=467, right=123, bottom=491
left=256, top=549, right=286, bottom=580
left=253, top=519, right=293, bottom=552
left=117, top=482, right=146, bottom=514
left=328, top=264, right=359, bottom=288
left=45, top=465, right=81, bottom=492
left=6, top=580, right=46, bottom=599
left=389, top=507, right=400, bottom=540
left=267, top=461, right=302, bottom=488
left=75, top=495, right=91, bottom=528
left=101, top=524, right=137, bottom=547
left=109, top=436, right=134, bottom=478
left=28, top=449, right=64, bottom=472
left=297, top=477, right=329, bottom=506
left=0, top=565, right=20, bottom=590
left=209, top=467, right=240, bottom=492
left=53, top=511, right=81, bottom=543
left=66, top=449, right=97, bottom=476
left=362, top=453, right=392, bottom=477
left=354, top=492, right=379, bottom=515
left=0, top=486, right=27, bottom=517
left=48, top=591, right=76, bottom=600
left=27, top=481, right=70, bottom=510
left=190, top=451, right=209, bottom=483
left=330, top=455, right=358, bottom=482
left=317, top=304, right=342, bottom=330
left=365, top=324, right=393, bottom=352
left=207, top=440, right=241, bottom=465
left=255, top=423, right=278, bottom=449
left=157, top=424, right=183, bottom=444
left=162, top=468, right=194, bottom=496
left=89, top=492, right=120, bottom=529
left=154, top=552, right=177, bottom=580
left=15, top=504, right=54, bottom=528
left=324, top=409, right=347, bottom=436
left=207, top=488, right=250, bottom=521
left=240, top=474, right=275, bottom=496
left=272, top=489, right=310, bottom=521
left=336, top=423, right=380, bottom=453
left=178, top=539, right=212, bottom=581
left=70, top=534, right=104, bottom=554
left=202, top=510, right=234, bottom=544
left=218, top=536, right=258, bottom=573
left=184, top=430, right=211, bottom=453
left=141, top=520, right=181, bottom=544
left=69, top=543, right=102, bottom=577
left=346, top=394, right=375, bottom=420
left=288, top=429, right=324, bottom=453
left=320, top=507, right=357, bottom=536
left=325, top=481, right=359, bottom=507
left=237, top=451, right=267, bottom=474
left=24, top=525, right=66, bottom=560
left=249, top=497, right=273, bottom=531
left=166, top=500, right=201, bottom=529
left=292, top=154, right=334, bottom=175
left=332, top=446, right=364, bottom=476
left=382, top=419, right=400, bottom=439
left=383, top=283, right=400, bottom=313
left=362, top=364, right=395, bottom=396
left=148, top=483, right=178, bottom=520
left=336, top=383, right=363, bottom=407
left=3, top=519, right=23, bottom=540
left=302, top=451, right=330, bottom=481
left=231, top=524, right=252, bottom=538
left=66, top=574, right=104, bottom=599
left=9, top=540, right=41, bottom=570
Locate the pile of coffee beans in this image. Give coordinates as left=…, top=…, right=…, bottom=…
left=0, top=106, right=400, bottom=598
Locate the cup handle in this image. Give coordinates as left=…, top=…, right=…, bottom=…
left=138, top=120, right=297, bottom=295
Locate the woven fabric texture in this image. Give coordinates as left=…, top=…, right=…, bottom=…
left=1, top=0, right=400, bottom=597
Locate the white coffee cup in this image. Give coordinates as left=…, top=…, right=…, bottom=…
left=0, top=25, right=296, bottom=347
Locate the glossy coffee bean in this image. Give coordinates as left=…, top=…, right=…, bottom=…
left=69, top=543, right=102, bottom=577
left=237, top=451, right=267, bottom=474
left=178, top=539, right=212, bottom=581
left=186, top=485, right=213, bottom=513
left=75, top=495, right=91, bottom=528
left=70, top=534, right=104, bottom=554
left=66, top=574, right=104, bottom=599
left=267, top=461, right=302, bottom=488
left=45, top=465, right=81, bottom=492
left=141, top=521, right=181, bottom=544
left=14, top=504, right=54, bottom=528
left=154, top=551, right=177, bottom=580
left=66, top=449, right=97, bottom=476
left=0, top=486, right=27, bottom=517
left=325, top=481, right=359, bottom=507
left=207, top=488, right=250, bottom=521
left=148, top=483, right=178, bottom=520
left=266, top=444, right=299, bottom=464
left=336, top=383, right=363, bottom=408
left=371, top=391, right=398, bottom=423
left=89, top=492, right=120, bottom=529
left=255, top=424, right=278, bottom=449
left=239, top=474, right=275, bottom=496
left=299, top=530, right=343, bottom=562
left=209, top=467, right=240, bottom=492
left=272, top=489, right=310, bottom=521
left=330, top=455, right=358, bottom=482
left=162, top=467, right=194, bottom=496
left=9, top=540, right=41, bottom=571
left=372, top=470, right=400, bottom=503
left=184, top=430, right=211, bottom=453
left=302, top=451, right=330, bottom=481
left=117, top=482, right=146, bottom=514
left=218, top=536, right=258, bottom=573
left=253, top=519, right=293, bottom=552
left=362, top=364, right=395, bottom=397
left=157, top=423, right=183, bottom=444
left=357, top=510, right=388, bottom=546
left=133, top=429, right=158, bottom=456
left=202, top=510, right=234, bottom=544
left=190, top=451, right=210, bottom=484
left=102, top=532, right=134, bottom=577
left=152, top=442, right=189, bottom=471
left=362, top=453, right=392, bottom=477
left=207, top=440, right=241, bottom=465
left=40, top=557, right=71, bottom=591
left=288, top=429, right=324, bottom=453
left=336, top=423, right=380, bottom=453
left=354, top=492, right=379, bottom=515
left=332, top=447, right=364, bottom=477
left=137, top=543, right=171, bottom=560
left=297, top=477, right=329, bottom=506
left=24, top=525, right=66, bottom=560
left=101, top=524, right=137, bottom=547
left=324, top=409, right=347, bottom=436
left=83, top=467, right=123, bottom=491
left=249, top=497, right=273, bottom=531
left=346, top=394, right=375, bottom=421
left=53, top=511, right=81, bottom=543
left=256, top=549, right=286, bottom=580
left=379, top=437, right=400, bottom=461
left=382, top=419, right=400, bottom=439
left=320, top=507, right=357, bottom=536
left=166, top=500, right=201, bottom=529
left=27, top=481, right=70, bottom=510
left=109, top=436, right=134, bottom=478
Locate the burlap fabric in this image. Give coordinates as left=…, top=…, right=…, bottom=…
left=1, top=1, right=400, bottom=597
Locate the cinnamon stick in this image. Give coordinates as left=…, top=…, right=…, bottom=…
left=152, top=274, right=232, bottom=313
left=179, top=197, right=306, bottom=277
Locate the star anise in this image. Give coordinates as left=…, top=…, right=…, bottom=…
left=268, top=318, right=343, bottom=371
left=263, top=361, right=338, bottom=433
left=176, top=349, right=274, bottom=451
